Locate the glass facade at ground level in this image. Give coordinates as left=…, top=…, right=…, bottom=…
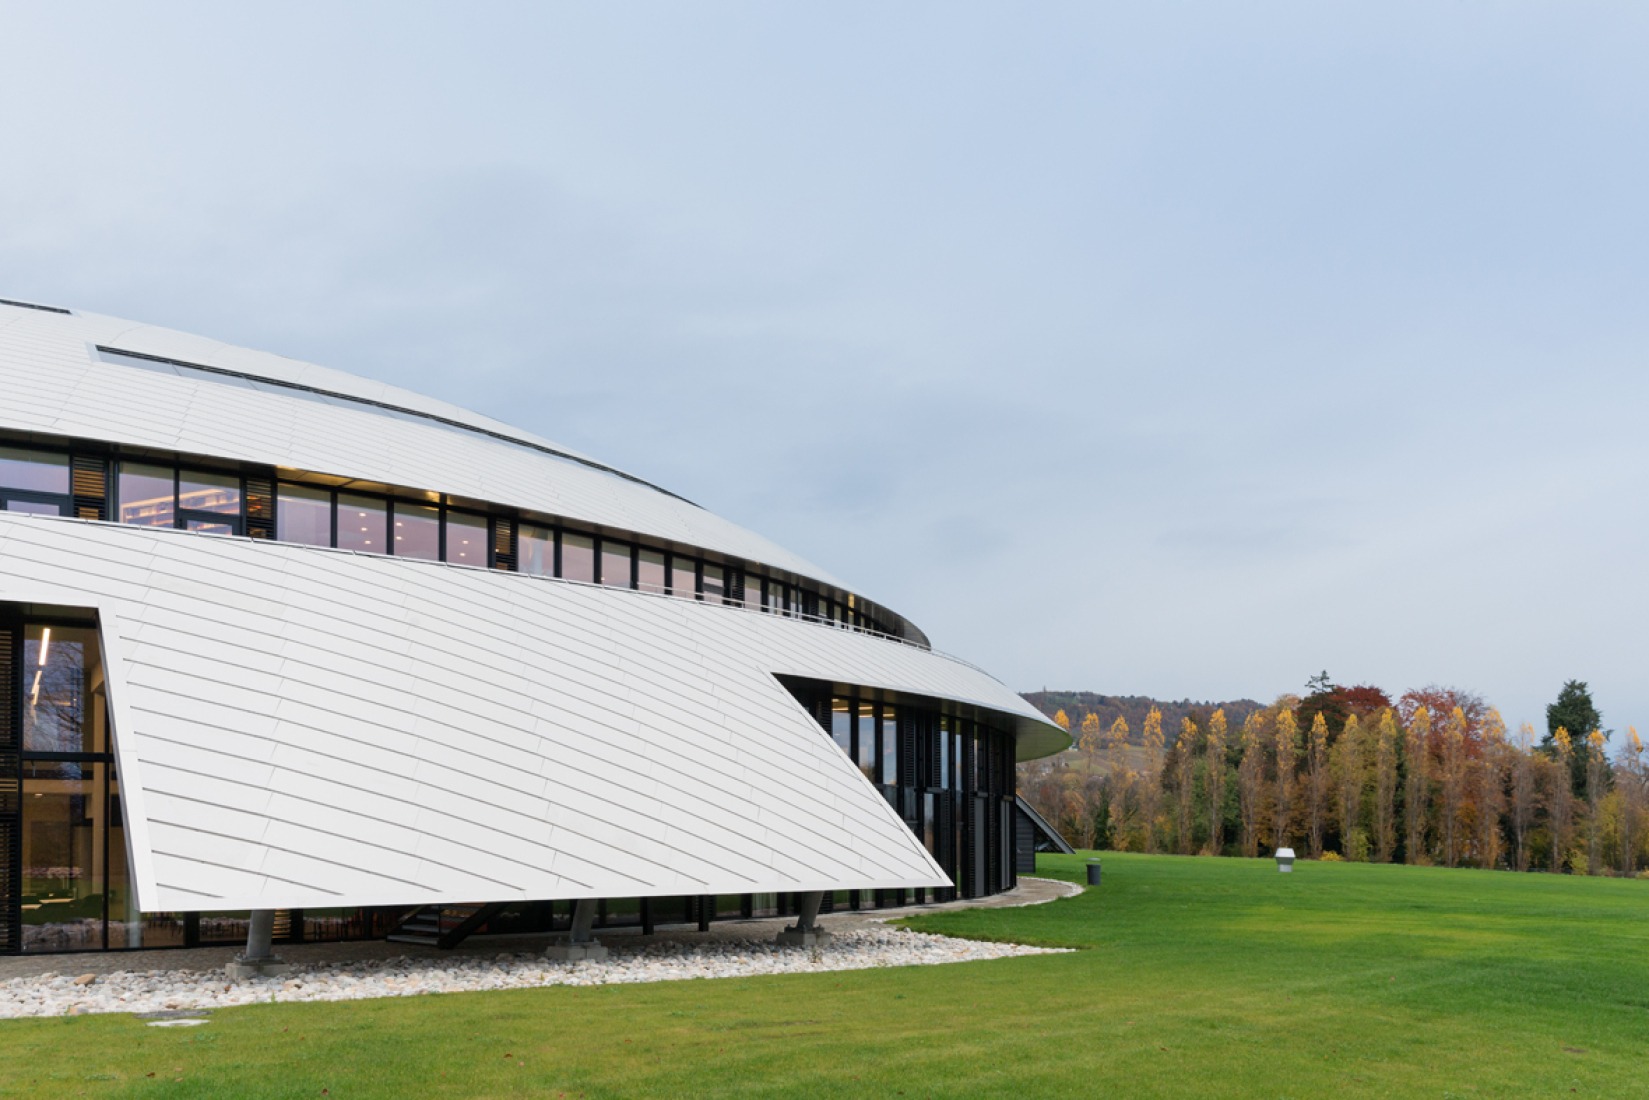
left=0, top=610, right=1018, bottom=955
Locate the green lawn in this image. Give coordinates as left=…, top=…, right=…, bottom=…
left=3, top=853, right=1647, bottom=1098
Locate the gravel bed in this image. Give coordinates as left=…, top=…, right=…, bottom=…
left=0, top=928, right=1067, bottom=1019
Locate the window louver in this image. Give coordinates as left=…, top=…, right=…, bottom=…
left=70, top=456, right=107, bottom=521
left=244, top=476, right=275, bottom=539
left=0, top=622, right=19, bottom=954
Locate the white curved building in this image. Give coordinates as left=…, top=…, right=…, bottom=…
left=0, top=295, right=1065, bottom=955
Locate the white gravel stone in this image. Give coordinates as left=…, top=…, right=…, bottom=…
left=0, top=928, right=1067, bottom=1019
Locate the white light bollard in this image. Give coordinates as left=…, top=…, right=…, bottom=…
left=1275, top=847, right=1296, bottom=873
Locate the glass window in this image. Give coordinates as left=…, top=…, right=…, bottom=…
left=519, top=523, right=554, bottom=577
left=670, top=557, right=697, bottom=599
left=393, top=503, right=440, bottom=560
left=562, top=533, right=595, bottom=582
left=444, top=511, right=487, bottom=566
left=637, top=549, right=666, bottom=594
left=6, top=500, right=63, bottom=516
left=105, top=775, right=187, bottom=949
left=277, top=484, right=332, bottom=547
left=23, top=624, right=106, bottom=754
left=741, top=574, right=763, bottom=611
left=939, top=717, right=952, bottom=789
left=0, top=446, right=69, bottom=494
left=178, top=469, right=240, bottom=514
left=22, top=762, right=109, bottom=952
left=117, top=463, right=174, bottom=527
left=831, top=698, right=853, bottom=757
left=702, top=564, right=726, bottom=604
left=857, top=701, right=877, bottom=783
left=336, top=493, right=387, bottom=553
left=882, top=707, right=899, bottom=786
left=600, top=540, right=633, bottom=588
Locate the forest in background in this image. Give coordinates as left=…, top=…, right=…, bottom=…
left=1018, top=678, right=1649, bottom=877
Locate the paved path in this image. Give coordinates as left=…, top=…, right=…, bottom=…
left=0, top=877, right=1081, bottom=980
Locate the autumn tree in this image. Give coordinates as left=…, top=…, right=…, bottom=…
left=1237, top=711, right=1267, bottom=857
left=1140, top=708, right=1164, bottom=853
left=1404, top=707, right=1432, bottom=864
left=1206, top=709, right=1228, bottom=856
left=1585, top=729, right=1608, bottom=875
left=1475, top=708, right=1508, bottom=870
left=1373, top=709, right=1399, bottom=862
left=1438, top=706, right=1469, bottom=868
left=1174, top=717, right=1199, bottom=855
left=1272, top=708, right=1299, bottom=850
left=1619, top=728, right=1646, bottom=877
left=1548, top=728, right=1575, bottom=872
left=1304, top=712, right=1330, bottom=858
left=1105, top=716, right=1133, bottom=850
left=1053, top=709, right=1071, bottom=732
left=1330, top=713, right=1366, bottom=859
left=1509, top=723, right=1538, bottom=872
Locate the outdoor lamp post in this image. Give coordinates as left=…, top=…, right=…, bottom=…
left=1275, top=847, right=1296, bottom=873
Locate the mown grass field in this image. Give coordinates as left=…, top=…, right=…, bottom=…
left=2, top=852, right=1646, bottom=1098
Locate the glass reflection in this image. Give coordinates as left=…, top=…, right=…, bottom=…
left=518, top=524, right=553, bottom=577
left=178, top=469, right=240, bottom=514
left=277, top=484, right=332, bottom=547
left=831, top=698, right=853, bottom=757
left=0, top=446, right=69, bottom=493
left=336, top=493, right=386, bottom=552
left=857, top=701, right=877, bottom=783
left=21, top=761, right=107, bottom=952
left=637, top=550, right=666, bottom=594
left=5, top=500, right=62, bottom=516
left=881, top=707, right=898, bottom=785
left=393, top=503, right=440, bottom=560
left=23, top=624, right=105, bottom=754
left=670, top=558, right=696, bottom=599
left=600, top=540, right=632, bottom=588
left=118, top=464, right=174, bottom=527
left=702, top=564, right=726, bottom=604
left=562, top=534, right=595, bottom=583
left=444, top=512, right=487, bottom=565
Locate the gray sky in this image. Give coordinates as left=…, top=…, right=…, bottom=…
left=3, top=3, right=1646, bottom=737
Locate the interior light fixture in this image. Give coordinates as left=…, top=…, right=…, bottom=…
left=30, top=669, right=42, bottom=706
left=37, top=627, right=51, bottom=666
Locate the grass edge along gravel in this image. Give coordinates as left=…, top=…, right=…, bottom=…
left=1, top=853, right=1646, bottom=1098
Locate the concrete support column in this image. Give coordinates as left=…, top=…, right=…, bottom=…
left=775, top=890, right=831, bottom=947
left=546, top=898, right=608, bottom=963
left=226, top=909, right=289, bottom=980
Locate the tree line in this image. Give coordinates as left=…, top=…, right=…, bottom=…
left=1019, top=678, right=1649, bottom=876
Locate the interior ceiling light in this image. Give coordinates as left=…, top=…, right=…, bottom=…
left=38, top=626, right=51, bottom=666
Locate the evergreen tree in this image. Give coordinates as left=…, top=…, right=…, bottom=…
left=1546, top=681, right=1606, bottom=796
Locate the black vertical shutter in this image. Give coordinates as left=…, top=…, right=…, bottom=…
left=492, top=518, right=516, bottom=571
left=0, top=619, right=19, bottom=953
left=71, top=455, right=107, bottom=521
left=727, top=569, right=744, bottom=605
left=244, top=475, right=275, bottom=539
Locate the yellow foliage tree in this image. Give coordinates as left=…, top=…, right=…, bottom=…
left=1585, top=728, right=1608, bottom=875
left=1272, top=708, right=1298, bottom=849
left=1237, top=711, right=1267, bottom=857
left=1053, top=709, right=1071, bottom=732
left=1476, top=708, right=1508, bottom=870
left=1140, top=707, right=1165, bottom=853
left=1404, top=706, right=1432, bottom=864
left=1206, top=709, right=1228, bottom=856
left=1305, top=711, right=1329, bottom=858
left=1373, top=709, right=1399, bottom=862
left=1439, top=706, right=1468, bottom=867
left=1549, top=727, right=1574, bottom=872
left=1106, top=716, right=1133, bottom=849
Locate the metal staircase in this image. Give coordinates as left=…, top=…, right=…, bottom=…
left=385, top=902, right=508, bottom=949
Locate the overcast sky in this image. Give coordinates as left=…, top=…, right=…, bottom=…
left=3, top=3, right=1646, bottom=736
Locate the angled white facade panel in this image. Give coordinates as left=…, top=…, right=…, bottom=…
left=0, top=300, right=1066, bottom=925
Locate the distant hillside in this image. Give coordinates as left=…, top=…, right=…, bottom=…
left=1022, top=691, right=1265, bottom=744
